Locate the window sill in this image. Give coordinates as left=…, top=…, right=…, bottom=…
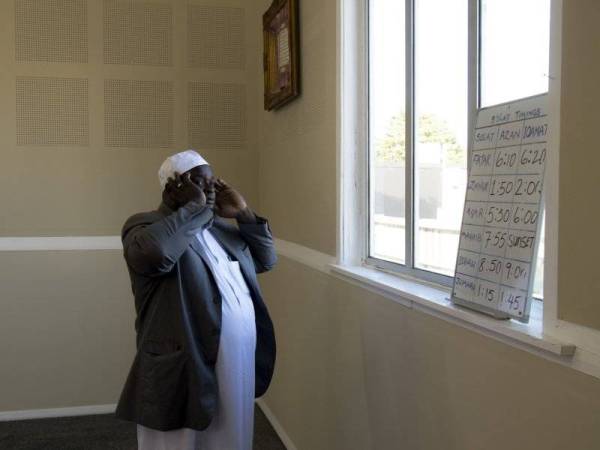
left=330, top=263, right=576, bottom=357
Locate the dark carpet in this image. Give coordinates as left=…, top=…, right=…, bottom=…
left=0, top=406, right=286, bottom=450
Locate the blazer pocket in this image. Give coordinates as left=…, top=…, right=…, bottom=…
left=241, top=243, right=252, bottom=259
left=141, top=340, right=183, bottom=358
left=139, top=341, right=187, bottom=409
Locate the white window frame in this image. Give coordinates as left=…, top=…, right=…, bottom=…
left=364, top=0, right=479, bottom=287
left=335, top=0, right=600, bottom=380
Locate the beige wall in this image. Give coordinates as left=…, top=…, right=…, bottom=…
left=0, top=250, right=134, bottom=411
left=1, top=0, right=260, bottom=411
left=0, top=0, right=259, bottom=236
left=253, top=0, right=338, bottom=256
left=261, top=257, right=600, bottom=450
left=249, top=0, right=600, bottom=449
left=558, top=0, right=600, bottom=330
left=4, top=2, right=600, bottom=450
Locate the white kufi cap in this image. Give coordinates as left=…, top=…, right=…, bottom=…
left=158, top=149, right=209, bottom=189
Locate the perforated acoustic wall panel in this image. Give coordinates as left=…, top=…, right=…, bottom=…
left=15, top=0, right=88, bottom=63
left=1, top=0, right=254, bottom=235
left=188, top=5, right=245, bottom=70
left=16, top=77, right=89, bottom=146
left=104, top=79, right=174, bottom=148
left=188, top=82, right=246, bottom=151
left=103, top=0, right=172, bottom=66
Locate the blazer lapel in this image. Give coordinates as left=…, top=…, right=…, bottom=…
left=189, top=227, right=238, bottom=267
left=158, top=202, right=251, bottom=290
left=188, top=224, right=259, bottom=300
left=208, top=226, right=239, bottom=261
left=209, top=225, right=257, bottom=295
left=189, top=232, right=214, bottom=269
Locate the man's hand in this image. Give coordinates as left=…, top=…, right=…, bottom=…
left=163, top=172, right=212, bottom=210
left=214, top=178, right=252, bottom=220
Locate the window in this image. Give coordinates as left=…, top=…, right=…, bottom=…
left=368, top=0, right=551, bottom=286
left=338, top=0, right=600, bottom=381
left=368, top=0, right=406, bottom=265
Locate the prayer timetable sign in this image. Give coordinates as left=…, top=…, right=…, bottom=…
left=451, top=94, right=548, bottom=323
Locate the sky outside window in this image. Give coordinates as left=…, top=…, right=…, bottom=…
left=481, top=0, right=551, bottom=107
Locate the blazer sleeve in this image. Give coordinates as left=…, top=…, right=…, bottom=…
left=237, top=213, right=277, bottom=274
left=122, top=201, right=214, bottom=277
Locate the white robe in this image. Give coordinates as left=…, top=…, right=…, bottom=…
left=137, top=228, right=257, bottom=450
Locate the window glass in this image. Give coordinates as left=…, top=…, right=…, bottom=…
left=480, top=0, right=551, bottom=107
left=481, top=0, right=550, bottom=296
left=414, top=0, right=468, bottom=276
left=369, top=0, right=406, bottom=264
left=367, top=0, right=550, bottom=288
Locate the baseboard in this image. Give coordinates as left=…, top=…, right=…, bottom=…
left=256, top=398, right=298, bottom=450
left=0, top=404, right=117, bottom=422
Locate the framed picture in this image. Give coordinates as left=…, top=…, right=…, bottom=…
left=263, top=0, right=300, bottom=111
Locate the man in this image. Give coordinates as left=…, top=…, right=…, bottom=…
left=115, top=150, right=277, bottom=450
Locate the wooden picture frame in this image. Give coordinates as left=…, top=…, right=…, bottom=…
left=263, top=0, right=300, bottom=111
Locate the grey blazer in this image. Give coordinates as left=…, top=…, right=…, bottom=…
left=114, top=200, right=277, bottom=431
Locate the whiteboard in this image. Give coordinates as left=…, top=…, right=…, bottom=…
left=451, top=94, right=548, bottom=323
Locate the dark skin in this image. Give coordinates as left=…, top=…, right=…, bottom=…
left=162, top=165, right=256, bottom=223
